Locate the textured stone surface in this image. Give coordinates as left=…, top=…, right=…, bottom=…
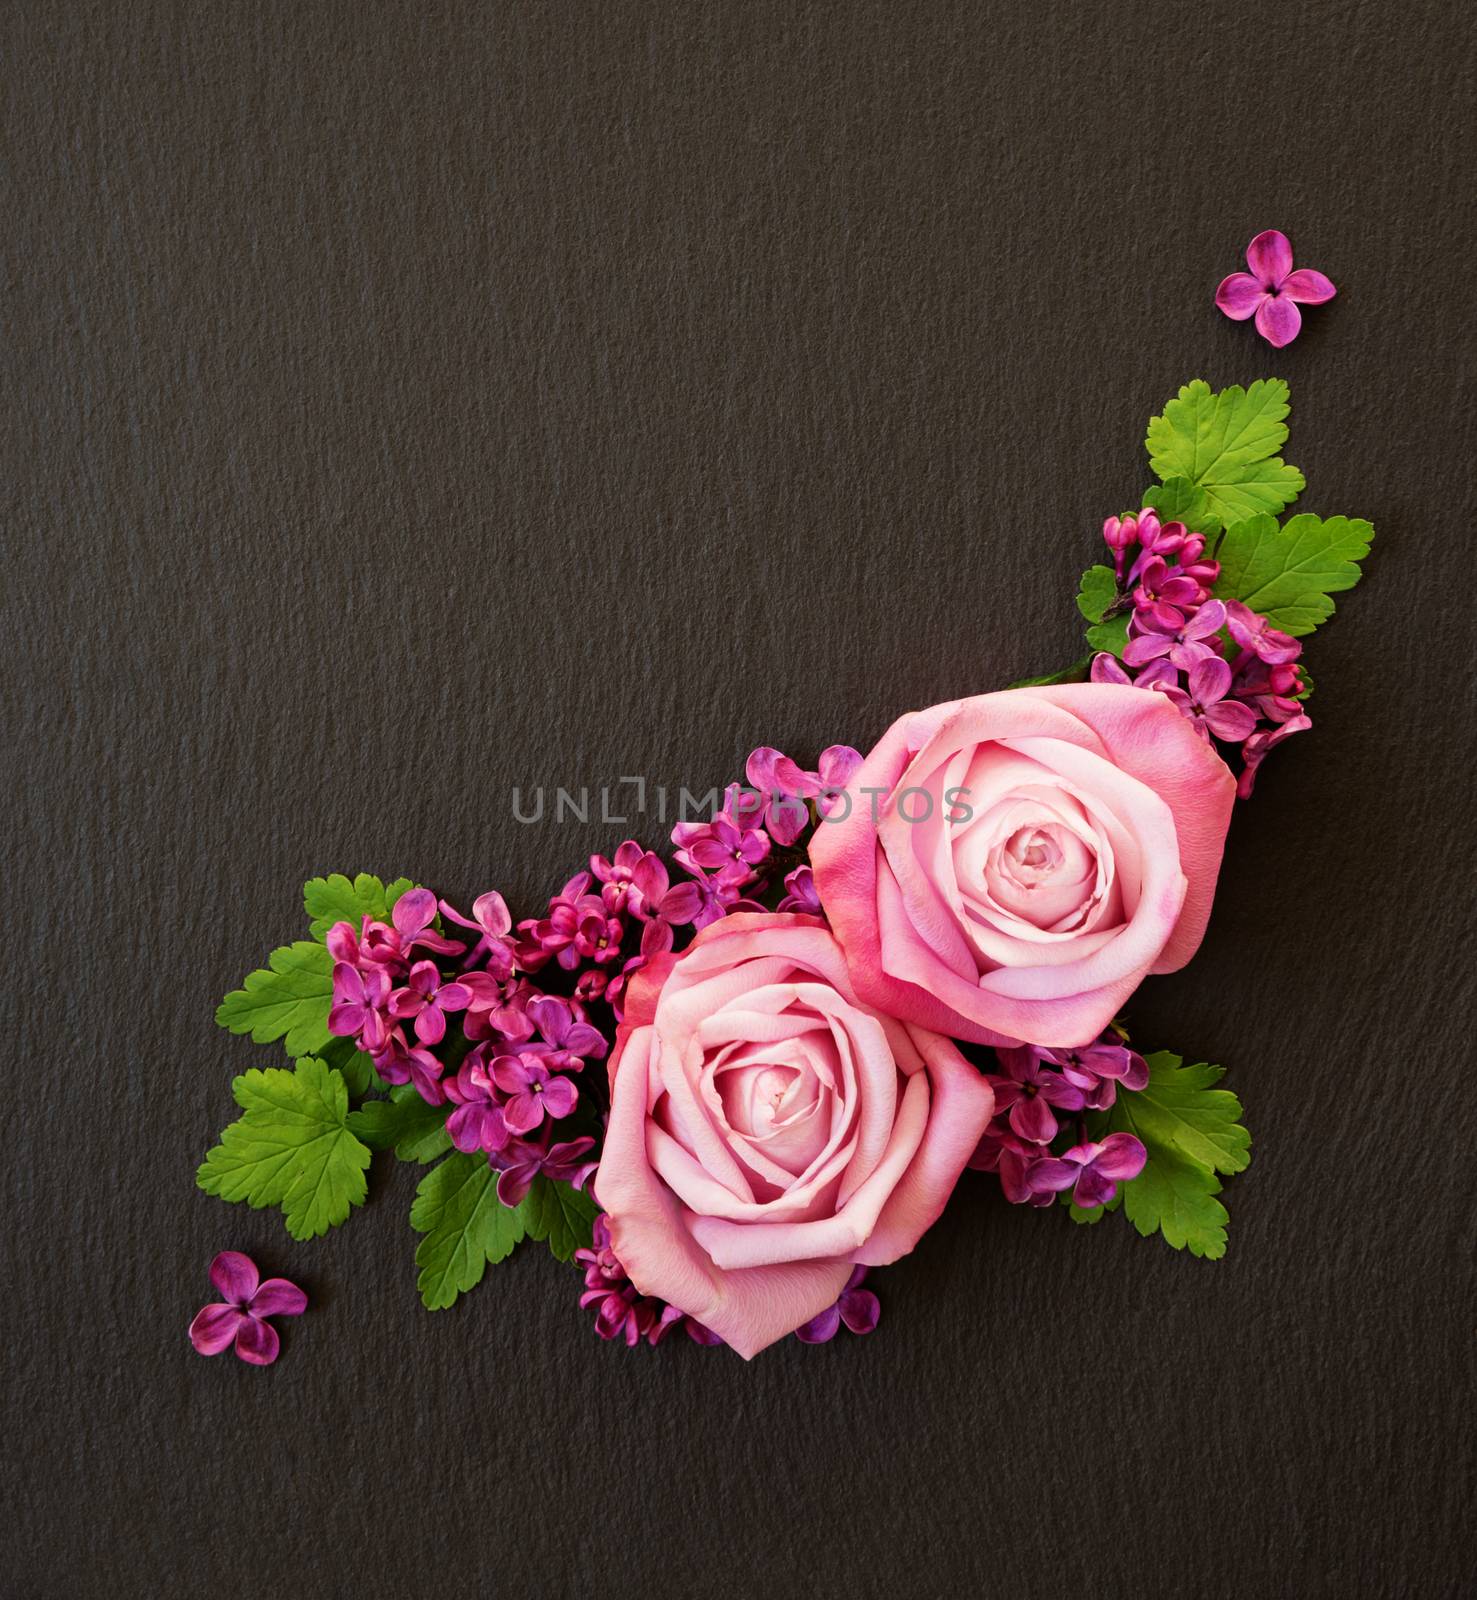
left=5, top=2, right=1474, bottom=1595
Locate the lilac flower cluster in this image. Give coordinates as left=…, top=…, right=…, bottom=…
left=969, top=1035, right=1149, bottom=1210
left=326, top=887, right=599, bottom=1206
left=442, top=994, right=606, bottom=1205
left=1092, top=508, right=1312, bottom=797
left=511, top=745, right=860, bottom=1022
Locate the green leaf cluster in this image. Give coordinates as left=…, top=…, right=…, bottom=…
left=214, top=875, right=416, bottom=1062
left=409, top=1159, right=598, bottom=1310
left=1075, top=563, right=1129, bottom=657
left=203, top=873, right=595, bottom=1303
left=1063, top=379, right=1373, bottom=669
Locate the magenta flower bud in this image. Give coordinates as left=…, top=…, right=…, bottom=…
left=1134, top=509, right=1163, bottom=548
left=1102, top=514, right=1135, bottom=552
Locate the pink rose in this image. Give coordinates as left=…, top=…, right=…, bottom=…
left=809, top=684, right=1236, bottom=1049
left=594, top=913, right=993, bottom=1359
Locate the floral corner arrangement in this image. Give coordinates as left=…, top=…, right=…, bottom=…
left=195, top=376, right=1373, bottom=1359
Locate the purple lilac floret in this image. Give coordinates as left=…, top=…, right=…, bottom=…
left=494, top=1134, right=598, bottom=1208
left=388, top=959, right=472, bottom=1046
left=744, top=744, right=864, bottom=840
left=971, top=1030, right=1151, bottom=1208
left=375, top=1029, right=446, bottom=1103
left=1026, top=1133, right=1147, bottom=1209
left=777, top=864, right=822, bottom=915
left=1215, top=229, right=1336, bottom=349
left=793, top=1267, right=881, bottom=1343
left=438, top=890, right=515, bottom=975
left=1093, top=506, right=1311, bottom=795
left=443, top=1055, right=509, bottom=1155
left=189, top=1251, right=307, bottom=1366
left=492, top=1051, right=579, bottom=1133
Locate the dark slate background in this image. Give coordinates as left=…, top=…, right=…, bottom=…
left=6, top=2, right=1474, bottom=1596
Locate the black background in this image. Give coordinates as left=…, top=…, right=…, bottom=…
left=6, top=3, right=1475, bottom=1596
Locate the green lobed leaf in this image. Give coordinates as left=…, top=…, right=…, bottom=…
left=1111, top=1054, right=1251, bottom=1176
left=348, top=1085, right=453, bottom=1164
left=519, top=1175, right=600, bottom=1262
left=1076, top=564, right=1118, bottom=623
left=1085, top=613, right=1130, bottom=657
left=1099, top=1052, right=1251, bottom=1260
left=196, top=1057, right=371, bottom=1241
left=1146, top=379, right=1305, bottom=523
left=1212, top=513, right=1374, bottom=637
left=319, top=1034, right=383, bottom=1100
left=1140, top=476, right=1223, bottom=537
left=1118, top=1142, right=1232, bottom=1259
left=1008, top=656, right=1092, bottom=689
left=410, top=1153, right=527, bottom=1310
left=303, top=873, right=416, bottom=941
left=215, top=941, right=334, bottom=1058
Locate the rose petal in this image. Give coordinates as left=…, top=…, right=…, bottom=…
left=853, top=1025, right=993, bottom=1264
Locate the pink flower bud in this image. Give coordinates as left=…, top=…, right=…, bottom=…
left=1102, top=514, right=1136, bottom=552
